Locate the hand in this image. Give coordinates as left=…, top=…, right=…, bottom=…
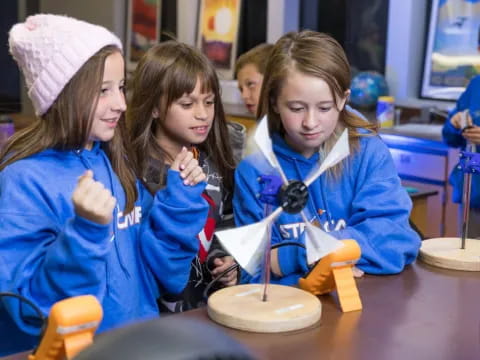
left=211, top=256, right=238, bottom=286
left=352, top=266, right=364, bottom=278
left=462, top=126, right=480, bottom=145
left=72, top=170, right=117, bottom=225
left=171, top=147, right=206, bottom=186
left=450, top=110, right=472, bottom=130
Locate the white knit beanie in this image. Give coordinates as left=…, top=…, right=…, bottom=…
left=8, top=14, right=123, bottom=116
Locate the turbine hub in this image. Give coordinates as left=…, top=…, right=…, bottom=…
left=278, top=180, right=309, bottom=214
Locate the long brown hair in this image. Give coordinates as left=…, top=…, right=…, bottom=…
left=0, top=45, right=138, bottom=212
left=258, top=31, right=377, bottom=174
left=127, top=41, right=235, bottom=192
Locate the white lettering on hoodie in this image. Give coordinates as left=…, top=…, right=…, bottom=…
left=117, top=206, right=142, bottom=229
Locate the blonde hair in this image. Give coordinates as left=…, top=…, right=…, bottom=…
left=127, top=41, right=235, bottom=191
left=234, top=43, right=274, bottom=78
left=258, top=31, right=377, bottom=174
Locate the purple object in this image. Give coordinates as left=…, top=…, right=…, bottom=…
left=0, top=117, right=15, bottom=148
left=258, top=174, right=283, bottom=206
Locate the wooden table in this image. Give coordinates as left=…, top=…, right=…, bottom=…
left=3, top=262, right=478, bottom=360
left=177, top=261, right=479, bottom=360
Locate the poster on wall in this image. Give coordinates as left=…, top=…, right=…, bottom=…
left=126, top=0, right=161, bottom=72
left=196, top=0, right=242, bottom=79
left=421, top=0, right=480, bottom=100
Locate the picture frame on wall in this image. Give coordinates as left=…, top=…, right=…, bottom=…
left=421, top=0, right=480, bottom=101
left=196, top=0, right=242, bottom=79
left=126, top=0, right=161, bottom=72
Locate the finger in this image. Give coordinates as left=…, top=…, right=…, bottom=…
left=184, top=166, right=204, bottom=185
left=179, top=154, right=196, bottom=178
left=450, top=113, right=461, bottom=129
left=73, top=175, right=96, bottom=203
left=189, top=172, right=206, bottom=186
left=170, top=147, right=188, bottom=171
left=467, top=114, right=473, bottom=127
left=78, top=169, right=94, bottom=183
left=220, top=271, right=238, bottom=285
left=180, top=157, right=198, bottom=177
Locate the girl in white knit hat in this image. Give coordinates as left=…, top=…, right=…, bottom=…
left=0, top=14, right=208, bottom=356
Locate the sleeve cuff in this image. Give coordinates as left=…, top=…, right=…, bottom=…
left=72, top=215, right=111, bottom=243
left=157, top=169, right=207, bottom=206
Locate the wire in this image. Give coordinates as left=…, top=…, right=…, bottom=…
left=271, top=241, right=305, bottom=250
left=203, top=263, right=239, bottom=300
left=0, top=292, right=47, bottom=335
left=203, top=242, right=306, bottom=299
left=0, top=292, right=46, bottom=322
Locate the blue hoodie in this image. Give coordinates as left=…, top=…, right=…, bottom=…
left=234, top=133, right=421, bottom=285
left=442, top=75, right=480, bottom=208
left=0, top=143, right=208, bottom=355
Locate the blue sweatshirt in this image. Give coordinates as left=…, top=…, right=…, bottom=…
left=0, top=143, right=208, bottom=355
left=442, top=75, right=480, bottom=208
left=234, top=133, right=420, bottom=285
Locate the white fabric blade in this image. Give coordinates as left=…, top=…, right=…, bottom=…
left=304, top=221, right=344, bottom=264
left=304, top=129, right=350, bottom=186
left=215, top=220, right=270, bottom=276
left=300, top=211, right=343, bottom=264
left=254, top=115, right=288, bottom=183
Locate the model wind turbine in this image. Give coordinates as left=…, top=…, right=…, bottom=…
left=207, top=116, right=363, bottom=333
left=419, top=111, right=480, bottom=272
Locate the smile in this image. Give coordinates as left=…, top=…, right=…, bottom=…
left=191, top=126, right=209, bottom=134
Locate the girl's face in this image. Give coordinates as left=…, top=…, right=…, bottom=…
left=155, top=78, right=215, bottom=158
left=274, top=69, right=348, bottom=158
left=87, top=51, right=126, bottom=149
left=237, top=63, right=264, bottom=115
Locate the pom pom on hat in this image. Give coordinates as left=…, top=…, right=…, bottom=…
left=8, top=14, right=123, bottom=116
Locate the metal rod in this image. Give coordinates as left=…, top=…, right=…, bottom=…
left=461, top=172, right=472, bottom=249
left=262, top=204, right=272, bottom=302
left=461, top=142, right=476, bottom=249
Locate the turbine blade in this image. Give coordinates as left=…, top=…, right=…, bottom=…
left=304, top=129, right=350, bottom=186
left=216, top=207, right=284, bottom=276
left=215, top=221, right=269, bottom=276
left=300, top=211, right=344, bottom=265
left=254, top=115, right=288, bottom=184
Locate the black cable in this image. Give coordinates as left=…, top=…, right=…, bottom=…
left=0, top=292, right=49, bottom=355
left=203, top=263, right=239, bottom=300
left=203, top=242, right=306, bottom=299
left=271, top=241, right=306, bottom=250
left=0, top=292, right=46, bottom=323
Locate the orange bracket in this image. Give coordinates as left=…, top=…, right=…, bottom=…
left=28, top=295, right=103, bottom=360
left=298, top=239, right=362, bottom=312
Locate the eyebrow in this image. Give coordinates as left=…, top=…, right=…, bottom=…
left=181, top=93, right=215, bottom=100
left=286, top=100, right=334, bottom=104
left=102, top=79, right=125, bottom=85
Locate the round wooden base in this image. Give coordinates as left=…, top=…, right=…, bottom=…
left=207, top=284, right=321, bottom=333
left=419, top=237, right=480, bottom=271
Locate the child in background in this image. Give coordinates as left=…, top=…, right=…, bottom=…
left=0, top=15, right=207, bottom=356
left=128, top=41, right=238, bottom=312
left=442, top=75, right=480, bottom=237
left=234, top=30, right=420, bottom=285
left=235, top=43, right=274, bottom=117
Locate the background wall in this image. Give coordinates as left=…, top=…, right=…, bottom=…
left=12, top=0, right=452, bottom=113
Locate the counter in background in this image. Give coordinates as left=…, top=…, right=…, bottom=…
left=380, top=129, right=459, bottom=238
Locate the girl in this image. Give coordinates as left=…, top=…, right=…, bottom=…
left=128, top=41, right=238, bottom=312
left=442, top=75, right=480, bottom=237
left=0, top=15, right=207, bottom=355
left=234, top=31, right=421, bottom=285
